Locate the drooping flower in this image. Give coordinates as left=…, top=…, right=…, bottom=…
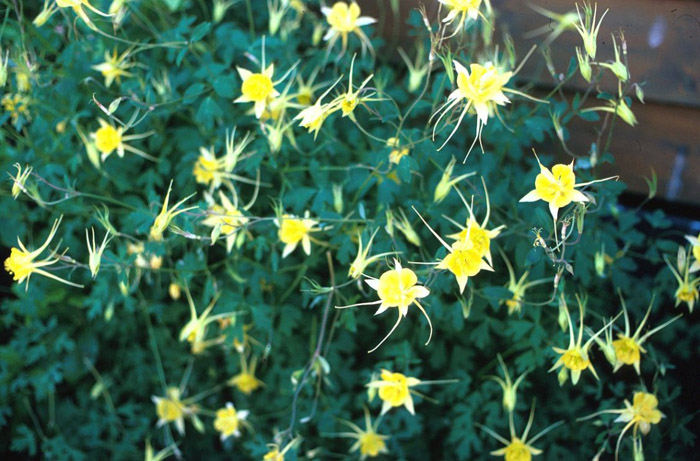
left=263, top=437, right=302, bottom=461
left=202, top=191, right=249, bottom=253
left=294, top=76, right=342, bottom=138
left=431, top=61, right=512, bottom=158
left=151, top=387, right=195, bottom=436
left=574, top=2, right=608, bottom=59
left=56, top=0, right=113, bottom=30
left=91, top=118, right=155, bottom=161
left=92, top=48, right=134, bottom=87
left=8, top=163, right=32, bottom=199
left=213, top=402, right=250, bottom=441
left=4, top=217, right=83, bottom=289
left=321, top=2, right=376, bottom=56
left=335, top=54, right=378, bottom=120
left=149, top=180, right=197, bottom=241
left=487, top=354, right=530, bottom=413
left=549, top=295, right=614, bottom=385
left=333, top=407, right=389, bottom=459
left=439, top=0, right=486, bottom=35
left=478, top=402, right=563, bottom=461
left=664, top=247, right=699, bottom=313
left=348, top=228, right=398, bottom=280
left=228, top=354, right=263, bottom=395
left=179, top=288, right=234, bottom=354
left=86, top=227, right=112, bottom=279
left=433, top=156, right=476, bottom=204
left=275, top=211, right=320, bottom=258
left=337, top=259, right=431, bottom=352
left=519, top=154, right=600, bottom=221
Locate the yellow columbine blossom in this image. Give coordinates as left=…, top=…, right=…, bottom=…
left=294, top=76, right=342, bottom=139
left=321, top=2, right=376, bottom=56
left=431, top=61, right=512, bottom=158
left=337, top=259, right=431, bottom=352
left=574, top=2, right=608, bottom=59
left=664, top=248, right=699, bottom=313
left=387, top=137, right=410, bottom=165
left=519, top=155, right=592, bottom=221
left=608, top=295, right=680, bottom=374
left=92, top=49, right=134, bottom=88
left=149, top=180, right=197, bottom=241
left=151, top=387, right=192, bottom=436
left=335, top=407, right=389, bottom=459
left=439, top=0, right=486, bottom=35
left=235, top=63, right=280, bottom=119
left=433, top=157, right=476, bottom=204
left=479, top=402, right=562, bottom=461
left=92, top=118, right=154, bottom=161
left=414, top=207, right=493, bottom=294
left=8, top=163, right=32, bottom=199
left=4, top=217, right=83, bottom=289
left=228, top=355, right=263, bottom=395
left=549, top=295, right=613, bottom=385
left=335, top=54, right=377, bottom=120
left=192, top=146, right=224, bottom=187
left=487, top=354, right=530, bottom=413
left=202, top=191, right=249, bottom=253
left=2, top=93, right=31, bottom=125
left=367, top=369, right=421, bottom=415
left=499, top=252, right=550, bottom=315
left=348, top=228, right=397, bottom=280
left=85, top=227, right=112, bottom=279
left=685, top=233, right=700, bottom=273
left=56, top=0, right=112, bottom=30
left=263, top=437, right=302, bottom=461
left=275, top=211, right=319, bottom=258
left=213, top=402, right=250, bottom=441
left=179, top=288, right=233, bottom=354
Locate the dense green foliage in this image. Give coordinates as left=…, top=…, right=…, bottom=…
left=1, top=1, right=697, bottom=460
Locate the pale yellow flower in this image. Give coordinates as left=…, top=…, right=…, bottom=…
left=321, top=2, right=376, bottom=55
left=574, top=2, right=608, bottom=59
left=235, top=64, right=280, bottom=119
left=387, top=137, right=410, bottom=165
left=8, top=163, right=32, bottom=199
left=486, top=354, right=530, bottom=413
left=92, top=49, right=134, bottom=88
left=151, top=387, right=193, bottom=436
left=665, top=248, right=700, bottom=313
left=56, top=0, right=113, bottom=30
left=367, top=369, right=421, bottom=415
left=275, top=211, right=319, bottom=258
left=213, top=402, right=250, bottom=441
left=228, top=355, right=263, bottom=395
left=202, top=191, right=249, bottom=253
left=334, top=407, right=389, bottom=459
left=439, top=0, right=485, bottom=35
left=91, top=118, right=154, bottom=161
left=149, top=180, right=197, bottom=241
left=337, top=259, right=431, bottom=352
left=348, top=228, right=397, bottom=280
left=685, top=233, right=700, bottom=272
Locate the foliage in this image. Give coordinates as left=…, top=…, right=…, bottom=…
left=1, top=0, right=697, bottom=460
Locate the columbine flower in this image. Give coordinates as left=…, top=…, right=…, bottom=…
left=414, top=206, right=493, bottom=294
left=294, top=76, right=342, bottom=138
left=367, top=369, right=422, bottom=415
left=263, top=437, right=302, bottom=461
left=431, top=61, right=512, bottom=158
left=487, top=354, right=530, bottom=413
left=348, top=228, right=398, bottom=280
left=526, top=5, right=580, bottom=47
left=321, top=2, right=376, bottom=56
left=91, top=118, right=154, bottom=161
left=387, top=137, right=410, bottom=165
left=478, top=402, right=563, bottom=461
left=664, top=247, right=699, bottom=313
left=4, top=217, right=83, bottom=289
left=519, top=154, right=607, bottom=221
left=55, top=0, right=113, bottom=30
left=549, top=295, right=613, bottom=385
left=2, top=93, right=31, bottom=125
left=499, top=252, right=549, bottom=315
left=213, top=402, right=250, bottom=441
left=335, top=54, right=377, bottom=120
left=179, top=288, right=233, bottom=354
left=86, top=227, right=112, bottom=279
left=439, top=0, right=486, bottom=36
left=275, top=211, right=319, bottom=258
left=8, top=163, right=32, bottom=199
left=579, top=391, right=663, bottom=461
left=337, top=260, right=431, bottom=352
left=684, top=233, right=700, bottom=273
left=334, top=407, right=389, bottom=459
left=574, top=2, right=608, bottom=59
left=202, top=191, right=249, bottom=253
left=152, top=387, right=193, bottom=436
left=234, top=46, right=291, bottom=119
left=433, top=157, right=476, bottom=204
left=92, top=49, right=134, bottom=88
left=228, top=354, right=263, bottom=395
left=149, top=180, right=197, bottom=241
left=607, top=295, right=681, bottom=374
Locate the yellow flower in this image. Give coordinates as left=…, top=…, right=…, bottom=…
left=519, top=155, right=589, bottom=221
left=348, top=228, right=397, bottom=280
left=574, top=2, right=608, bottom=59
left=213, top=402, right=250, bottom=441
left=499, top=252, right=549, bottom=315
left=387, top=137, right=410, bottom=164
left=685, top=233, right=700, bottom=272
left=337, top=259, right=431, bottom=352
left=179, top=288, right=232, bottom=354
left=321, top=2, right=376, bottom=55
left=432, top=61, right=512, bottom=158
left=4, top=217, right=83, bottom=289
left=202, top=191, right=249, bottom=253
left=479, top=402, right=562, bottom=461
left=151, top=387, right=191, bottom=435
left=367, top=370, right=421, bottom=415
left=334, top=407, right=389, bottom=459
left=439, top=0, right=485, bottom=34
left=228, top=355, right=263, bottom=395
left=91, top=118, right=154, bottom=161
left=487, top=354, right=530, bottom=414
left=263, top=437, right=302, bottom=461
left=8, top=163, right=32, bottom=199
left=235, top=64, right=280, bottom=119
left=335, top=54, right=377, bottom=120
left=92, top=48, right=134, bottom=88
left=55, top=0, right=112, bottom=30
left=294, top=76, right=342, bottom=139
left=85, top=227, right=112, bottom=279
left=149, top=180, right=197, bottom=241
left=433, top=156, right=476, bottom=204
left=275, top=211, right=319, bottom=258
left=665, top=248, right=700, bottom=313
left=549, top=295, right=613, bottom=385
left=2, top=93, right=31, bottom=125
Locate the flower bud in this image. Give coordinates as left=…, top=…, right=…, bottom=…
left=169, top=282, right=182, bottom=300
left=576, top=47, right=592, bottom=82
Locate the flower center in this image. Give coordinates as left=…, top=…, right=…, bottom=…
left=214, top=407, right=240, bottom=436
left=376, top=268, right=419, bottom=308
left=4, top=248, right=34, bottom=281
left=157, top=398, right=184, bottom=422
left=278, top=217, right=309, bottom=245
left=241, top=73, right=274, bottom=102
left=561, top=349, right=589, bottom=371
left=504, top=439, right=531, bottom=461
left=378, top=374, right=410, bottom=407
left=359, top=432, right=386, bottom=457
left=613, top=336, right=641, bottom=365
left=193, top=155, right=220, bottom=184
